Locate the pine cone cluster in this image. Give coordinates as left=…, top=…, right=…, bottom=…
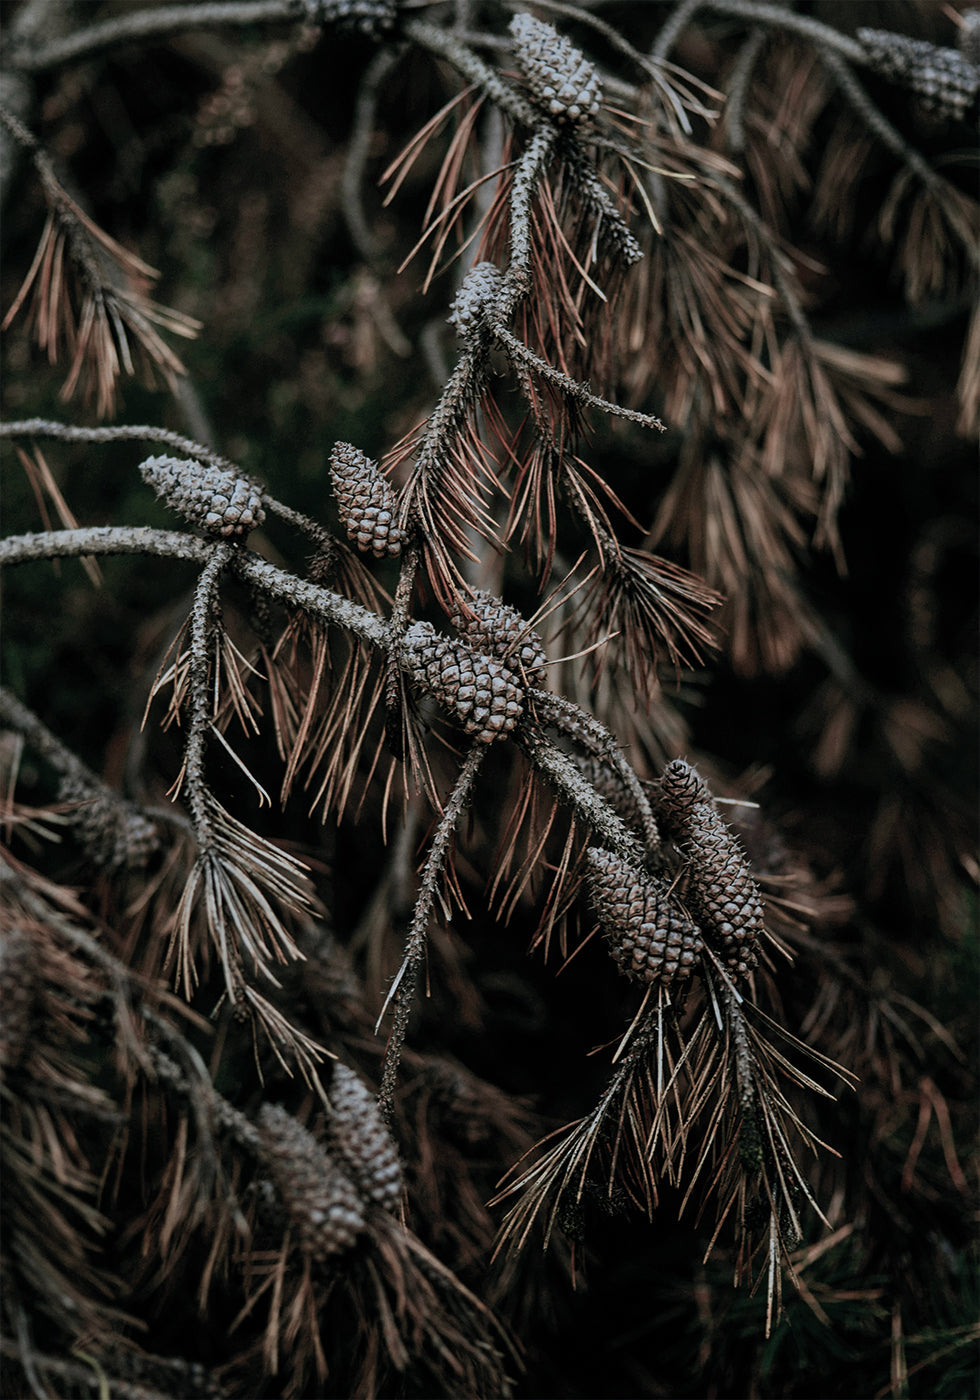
left=329, top=442, right=404, bottom=558
left=326, top=1063, right=402, bottom=1212
left=509, top=13, right=602, bottom=124
left=450, top=590, right=547, bottom=686
left=858, top=28, right=980, bottom=122
left=447, top=262, right=501, bottom=340
left=58, top=775, right=160, bottom=872
left=584, top=847, right=702, bottom=987
left=657, top=760, right=764, bottom=978
left=401, top=621, right=524, bottom=743
left=140, top=455, right=266, bottom=538
left=257, top=1103, right=366, bottom=1261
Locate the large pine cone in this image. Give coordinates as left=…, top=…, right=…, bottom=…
left=401, top=621, right=524, bottom=743
left=257, top=1104, right=365, bottom=1260
left=140, top=455, right=265, bottom=538
left=329, top=442, right=404, bottom=558
left=656, top=760, right=764, bottom=977
left=509, top=13, right=602, bottom=124
left=326, top=1063, right=402, bottom=1213
left=450, top=590, right=547, bottom=686
left=584, top=847, right=702, bottom=987
left=858, top=28, right=980, bottom=122
left=58, top=775, right=160, bottom=872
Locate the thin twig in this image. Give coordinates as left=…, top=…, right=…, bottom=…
left=377, top=742, right=488, bottom=1121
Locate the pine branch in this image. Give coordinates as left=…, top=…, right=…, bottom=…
left=4, top=0, right=305, bottom=73
left=377, top=742, right=488, bottom=1121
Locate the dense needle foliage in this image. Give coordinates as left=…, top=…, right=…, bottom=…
left=0, top=2, right=977, bottom=1397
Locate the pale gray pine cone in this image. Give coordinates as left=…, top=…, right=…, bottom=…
left=584, top=847, right=702, bottom=987
left=58, top=775, right=160, bottom=872
left=257, top=1103, right=365, bottom=1260
left=509, top=13, right=602, bottom=124
left=450, top=589, right=547, bottom=686
left=326, top=1063, right=402, bottom=1212
left=447, top=263, right=502, bottom=340
left=329, top=442, right=404, bottom=558
left=140, top=455, right=266, bottom=538
left=302, top=0, right=397, bottom=37
left=0, top=926, right=35, bottom=1071
left=656, top=762, right=764, bottom=977
left=401, top=621, right=524, bottom=743
left=857, top=28, right=980, bottom=122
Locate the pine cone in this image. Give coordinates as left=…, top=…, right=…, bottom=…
left=329, top=442, right=404, bottom=558
left=509, top=13, right=602, bottom=124
left=657, top=758, right=712, bottom=826
left=326, top=1063, right=402, bottom=1213
left=257, top=1103, right=365, bottom=1260
left=140, top=455, right=266, bottom=538
left=302, top=0, right=397, bottom=37
left=447, top=263, right=501, bottom=340
left=450, top=589, right=547, bottom=686
left=858, top=28, right=980, bottom=123
left=657, top=762, right=764, bottom=977
left=682, top=804, right=764, bottom=975
left=0, top=926, right=35, bottom=1071
left=401, top=621, right=524, bottom=743
left=58, top=775, right=160, bottom=872
left=584, top=847, right=702, bottom=987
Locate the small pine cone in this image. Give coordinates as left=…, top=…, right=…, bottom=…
left=303, top=0, right=397, bottom=37
left=584, top=847, right=702, bottom=987
left=401, top=621, right=524, bottom=743
left=140, top=455, right=266, bottom=538
left=509, top=13, right=602, bottom=124
left=326, top=1063, right=402, bottom=1213
left=0, top=926, right=35, bottom=1071
left=666, top=791, right=765, bottom=978
left=329, top=442, right=403, bottom=558
left=657, top=758, right=712, bottom=828
left=257, top=1103, right=365, bottom=1261
left=450, top=590, right=547, bottom=686
left=858, top=28, right=980, bottom=122
left=58, top=776, right=160, bottom=872
left=447, top=262, right=501, bottom=340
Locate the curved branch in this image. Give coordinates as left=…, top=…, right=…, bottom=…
left=662, top=0, right=865, bottom=66
left=516, top=724, right=648, bottom=868
left=4, top=0, right=302, bottom=73
left=377, top=742, right=488, bottom=1121
left=0, top=418, right=239, bottom=473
